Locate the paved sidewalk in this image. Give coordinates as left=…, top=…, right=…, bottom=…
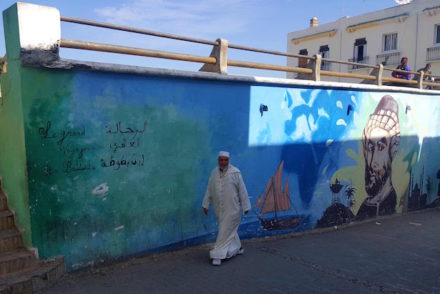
left=42, top=208, right=440, bottom=294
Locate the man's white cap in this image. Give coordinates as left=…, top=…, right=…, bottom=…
left=218, top=151, right=230, bottom=158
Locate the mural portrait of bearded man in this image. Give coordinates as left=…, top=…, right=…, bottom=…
left=356, top=95, right=400, bottom=220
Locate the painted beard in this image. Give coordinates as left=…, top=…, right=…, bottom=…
left=364, top=162, right=391, bottom=197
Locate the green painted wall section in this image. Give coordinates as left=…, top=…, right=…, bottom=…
left=0, top=66, right=32, bottom=246
left=2, top=4, right=20, bottom=61
left=0, top=5, right=32, bottom=245
left=19, top=69, right=212, bottom=268
left=19, top=68, right=75, bottom=253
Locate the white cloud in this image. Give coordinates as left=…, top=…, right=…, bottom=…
left=94, top=0, right=255, bottom=38
left=395, top=0, right=412, bottom=5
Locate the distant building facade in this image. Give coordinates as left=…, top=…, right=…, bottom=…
left=286, top=0, right=440, bottom=82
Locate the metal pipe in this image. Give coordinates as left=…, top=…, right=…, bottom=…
left=58, top=17, right=440, bottom=89
left=228, top=60, right=376, bottom=81
left=61, top=16, right=314, bottom=61
left=60, top=16, right=218, bottom=46
left=227, top=60, right=313, bottom=74
left=421, top=81, right=440, bottom=87
left=382, top=77, right=418, bottom=85
left=60, top=39, right=217, bottom=64
left=228, top=43, right=314, bottom=60
left=321, top=70, right=376, bottom=80
left=382, top=66, right=419, bottom=75
left=415, top=72, right=440, bottom=79
left=322, top=58, right=379, bottom=69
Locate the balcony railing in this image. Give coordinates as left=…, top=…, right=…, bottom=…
left=376, top=51, right=400, bottom=66
left=427, top=46, right=440, bottom=61
left=348, top=57, right=369, bottom=70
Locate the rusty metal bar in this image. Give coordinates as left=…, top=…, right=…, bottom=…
left=420, top=81, right=440, bottom=87
left=322, top=58, right=379, bottom=69
left=60, top=39, right=217, bottom=64
left=60, top=16, right=384, bottom=74
left=382, top=77, right=418, bottom=85
left=60, top=16, right=218, bottom=46
left=227, top=60, right=313, bottom=74
left=382, top=66, right=419, bottom=75
left=227, top=60, right=377, bottom=82
left=421, top=72, right=440, bottom=79
left=59, top=16, right=440, bottom=90
left=61, top=16, right=315, bottom=61
left=228, top=43, right=314, bottom=60
left=321, top=70, right=376, bottom=80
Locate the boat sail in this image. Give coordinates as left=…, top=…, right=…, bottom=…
left=254, top=161, right=301, bottom=230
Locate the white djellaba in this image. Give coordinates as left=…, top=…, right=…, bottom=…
left=202, top=161, right=251, bottom=261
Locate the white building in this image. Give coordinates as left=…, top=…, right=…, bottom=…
left=286, top=0, right=440, bottom=82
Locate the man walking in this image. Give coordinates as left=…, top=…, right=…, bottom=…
left=202, top=151, right=251, bottom=266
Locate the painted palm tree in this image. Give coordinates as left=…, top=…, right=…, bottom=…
left=344, top=186, right=356, bottom=208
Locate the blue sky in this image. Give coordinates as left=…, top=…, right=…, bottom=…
left=0, top=0, right=399, bottom=77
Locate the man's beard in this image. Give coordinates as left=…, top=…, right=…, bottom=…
left=364, top=163, right=391, bottom=197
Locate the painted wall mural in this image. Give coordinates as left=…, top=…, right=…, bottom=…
left=254, top=160, right=301, bottom=231
left=249, top=86, right=440, bottom=230
left=2, top=65, right=439, bottom=271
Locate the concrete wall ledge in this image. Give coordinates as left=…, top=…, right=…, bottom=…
left=21, top=57, right=440, bottom=95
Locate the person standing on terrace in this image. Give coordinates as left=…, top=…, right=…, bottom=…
left=392, top=57, right=411, bottom=80
left=414, top=63, right=434, bottom=89
left=415, top=63, right=432, bottom=78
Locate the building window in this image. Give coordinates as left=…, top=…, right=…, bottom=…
left=383, top=33, right=397, bottom=52
left=350, top=38, right=368, bottom=69
left=298, top=49, right=308, bottom=68
left=319, top=45, right=330, bottom=70
left=435, top=24, right=440, bottom=44
left=353, top=38, right=367, bottom=62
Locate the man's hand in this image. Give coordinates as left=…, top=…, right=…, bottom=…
left=203, top=207, right=208, bottom=215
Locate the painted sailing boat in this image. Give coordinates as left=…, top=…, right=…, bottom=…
left=254, top=161, right=301, bottom=230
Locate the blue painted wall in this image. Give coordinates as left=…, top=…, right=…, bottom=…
left=7, top=66, right=440, bottom=270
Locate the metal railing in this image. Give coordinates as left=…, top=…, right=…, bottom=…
left=376, top=51, right=400, bottom=66
left=321, top=61, right=331, bottom=71
left=348, top=57, right=369, bottom=70
left=58, top=16, right=440, bottom=90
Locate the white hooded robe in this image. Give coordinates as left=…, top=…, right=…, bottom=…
left=202, top=164, right=251, bottom=260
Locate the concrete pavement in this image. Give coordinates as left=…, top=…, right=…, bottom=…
left=42, top=208, right=440, bottom=294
